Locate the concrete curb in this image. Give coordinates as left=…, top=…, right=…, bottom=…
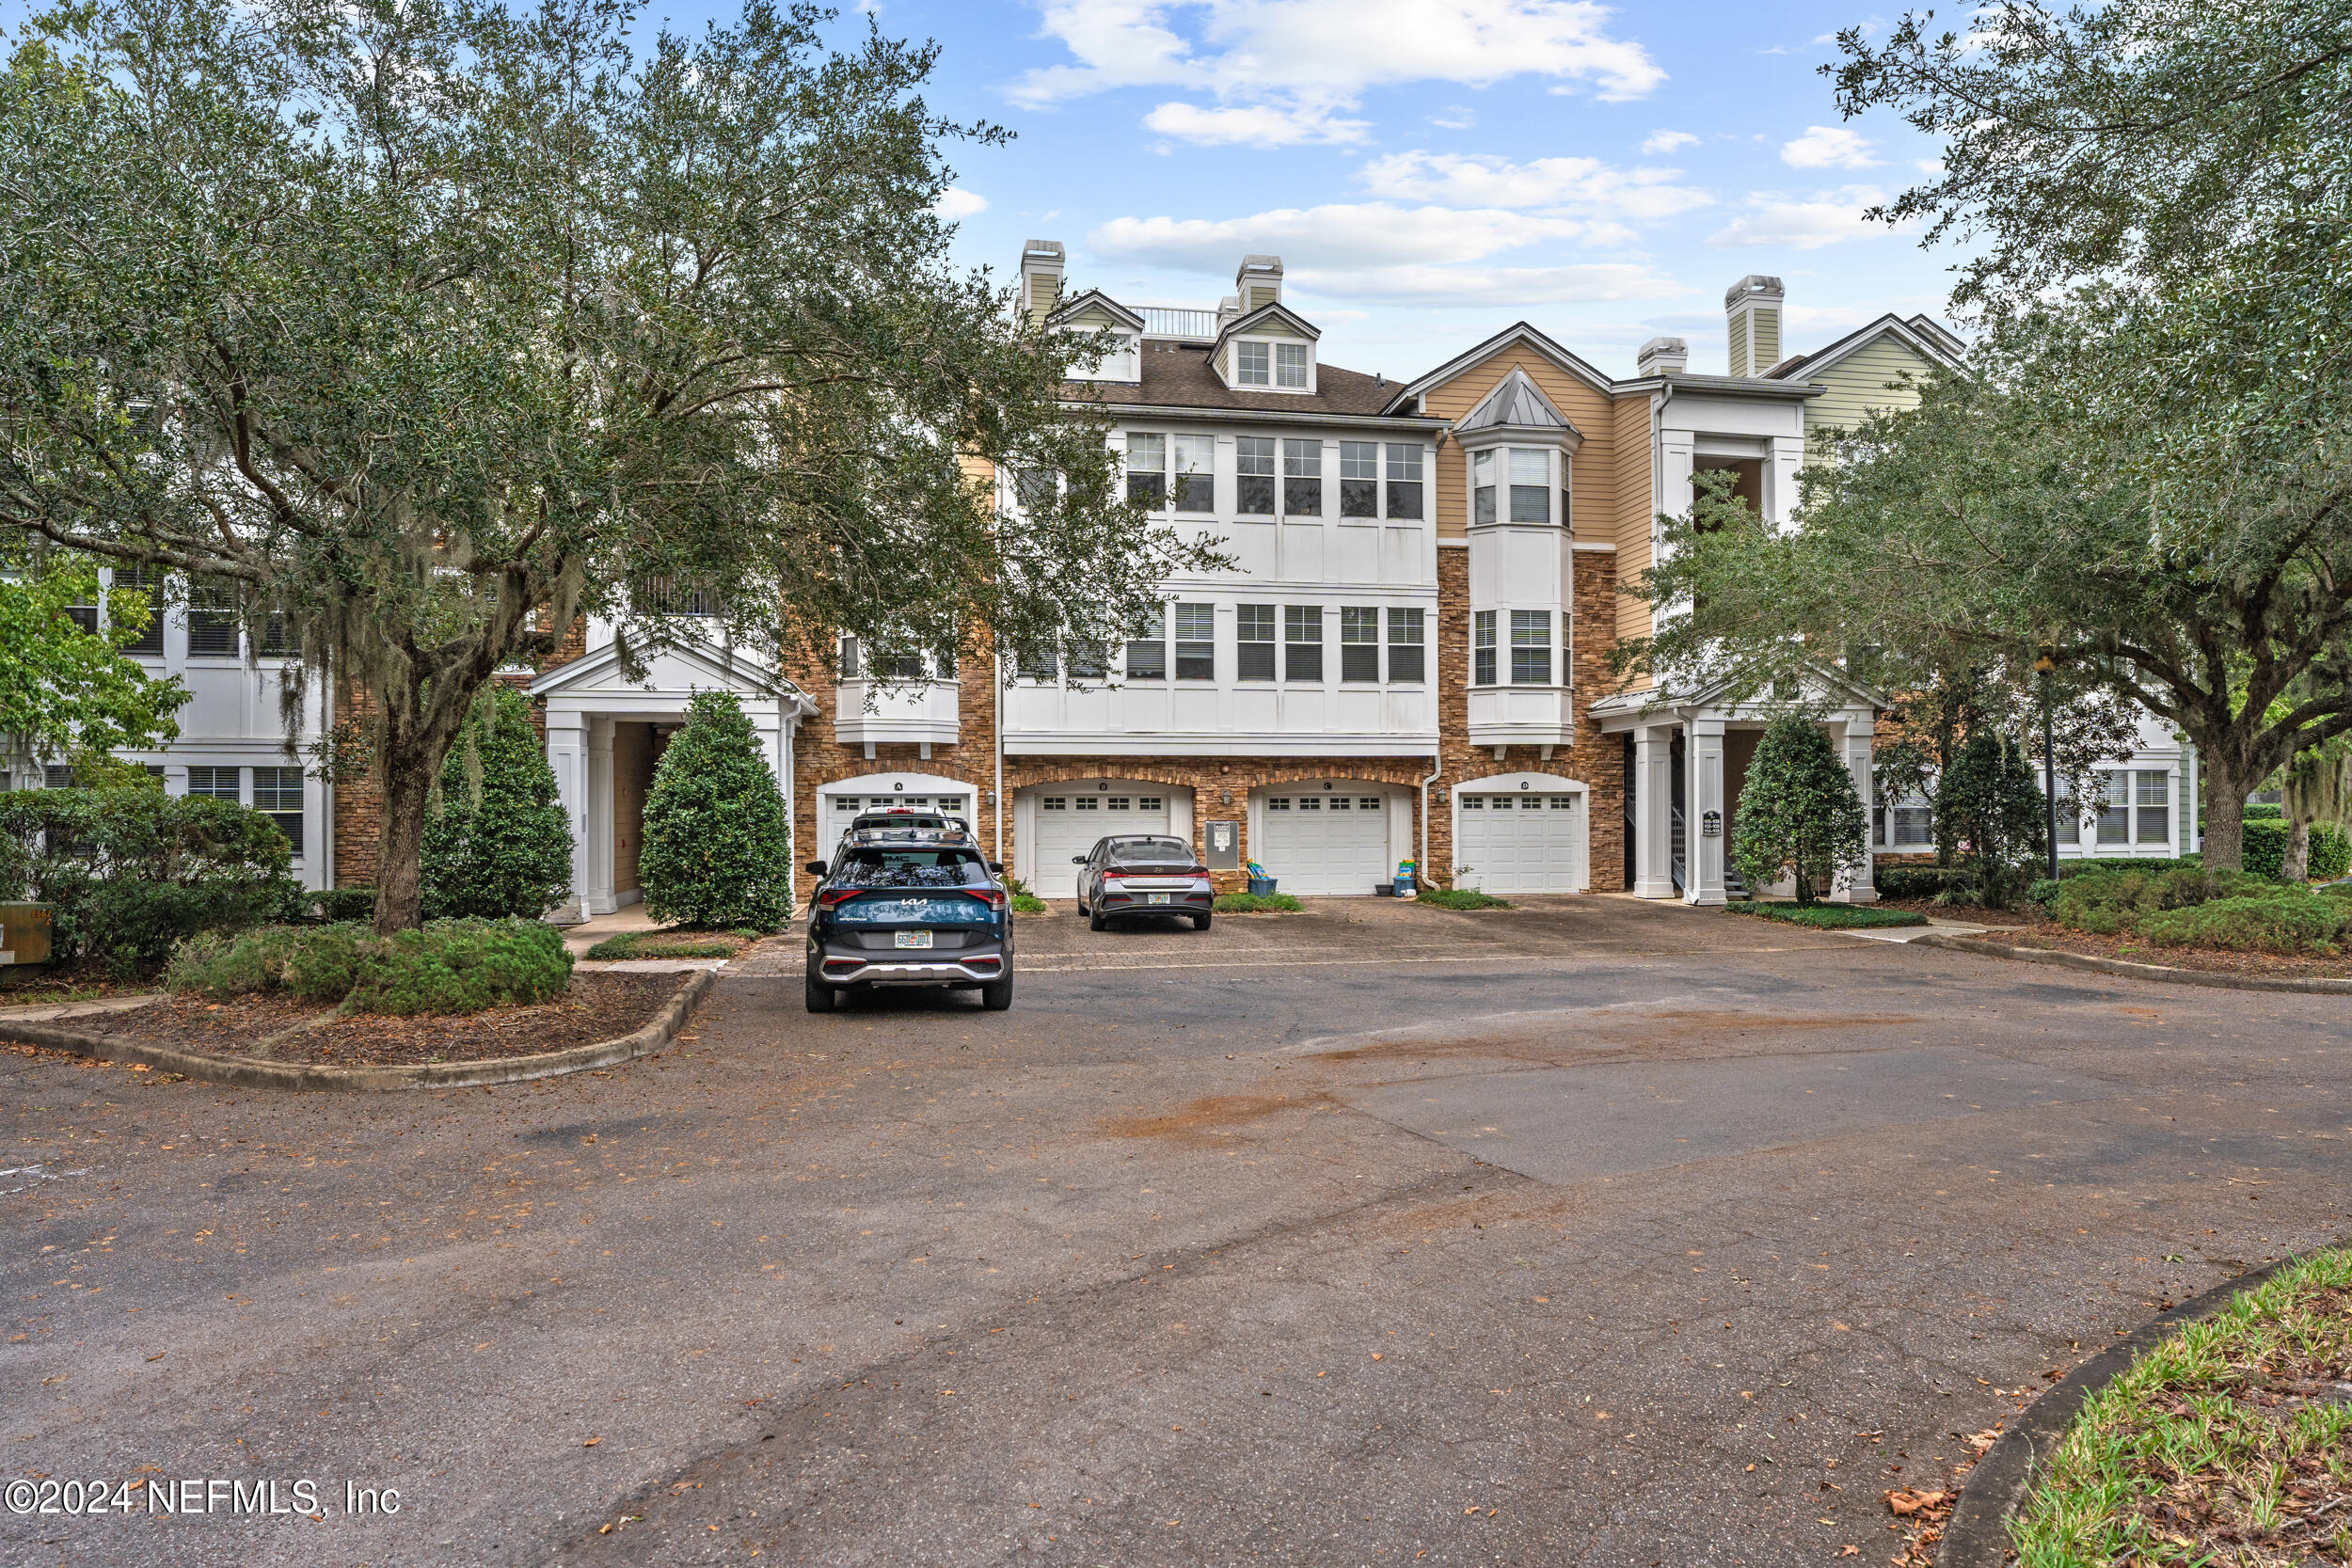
left=0, top=970, right=714, bottom=1092
left=1911, top=931, right=2352, bottom=995
left=1937, top=1251, right=2314, bottom=1568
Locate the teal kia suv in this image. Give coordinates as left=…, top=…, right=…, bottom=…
left=803, top=822, right=1012, bottom=1013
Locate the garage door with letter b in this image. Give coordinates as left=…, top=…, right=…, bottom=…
left=1031, top=791, right=1169, bottom=898
left=1258, top=793, right=1390, bottom=896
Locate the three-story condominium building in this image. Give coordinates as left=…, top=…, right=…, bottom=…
left=25, top=253, right=2202, bottom=914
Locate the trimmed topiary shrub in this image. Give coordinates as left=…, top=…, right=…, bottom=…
left=166, top=917, right=569, bottom=1014
left=2240, top=820, right=2288, bottom=879
left=1934, top=729, right=2050, bottom=908
left=0, top=788, right=297, bottom=969
left=2304, top=825, right=2351, bottom=882
left=420, top=687, right=574, bottom=920
left=1732, top=717, right=1869, bottom=905
left=2139, top=894, right=2351, bottom=955
left=639, top=690, right=791, bottom=929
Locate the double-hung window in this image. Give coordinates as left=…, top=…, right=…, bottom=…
left=1236, top=438, right=1276, bottom=516
left=1236, top=341, right=1270, bottom=386
left=186, top=766, right=241, bottom=802
left=2096, top=773, right=2132, bottom=845
left=1016, top=644, right=1057, bottom=681
left=1876, top=797, right=1932, bottom=848
left=1385, top=445, right=1423, bottom=519
left=1125, top=607, right=1166, bottom=681
left=1472, top=610, right=1497, bottom=686
left=1339, top=607, right=1380, bottom=682
left=1283, top=606, right=1323, bottom=682
left=1174, top=604, right=1215, bottom=680
left=1339, top=442, right=1379, bottom=517
left=1472, top=450, right=1497, bottom=526
left=837, top=635, right=863, bottom=678
left=1014, top=468, right=1058, bottom=515
left=1125, top=433, right=1167, bottom=509
left=1281, top=440, right=1321, bottom=516
left=1066, top=632, right=1108, bottom=682
left=1510, top=610, right=1553, bottom=685
left=253, top=766, right=305, bottom=858
left=1275, top=342, right=1309, bottom=388
left=187, top=578, right=239, bottom=656
left=2135, top=770, right=2171, bottom=845
left=1236, top=605, right=1276, bottom=680
left=1509, top=449, right=1551, bottom=524
left=114, top=567, right=165, bottom=655
left=1173, top=436, right=1215, bottom=514
left=1386, top=609, right=1425, bottom=682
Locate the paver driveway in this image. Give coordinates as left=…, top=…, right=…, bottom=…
left=5, top=896, right=2345, bottom=1567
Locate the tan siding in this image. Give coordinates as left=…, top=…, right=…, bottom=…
left=1613, top=393, right=1654, bottom=675
left=1804, top=336, right=1937, bottom=439
left=1244, top=318, right=1308, bottom=341
left=1061, top=303, right=1121, bottom=328
left=1418, top=344, right=1617, bottom=546
left=1752, top=309, right=1780, bottom=374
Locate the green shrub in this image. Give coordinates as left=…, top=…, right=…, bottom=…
left=166, top=917, right=569, bottom=1014
left=1934, top=729, right=2049, bottom=908
left=2240, top=819, right=2287, bottom=879
left=1731, top=716, right=1869, bottom=905
left=421, top=687, right=575, bottom=920
left=1009, top=893, right=1048, bottom=914
left=1725, top=902, right=1928, bottom=929
left=2051, top=865, right=2279, bottom=934
left=2243, top=802, right=2284, bottom=820
left=1416, top=888, right=1512, bottom=910
left=342, top=919, right=572, bottom=1016
left=2306, top=825, right=2351, bottom=881
left=1874, top=865, right=1974, bottom=900
left=2058, top=856, right=2202, bottom=878
left=639, top=691, right=791, bottom=929
left=2026, top=878, right=2061, bottom=907
left=0, top=789, right=297, bottom=967
left=582, top=931, right=736, bottom=959
left=1215, top=892, right=1303, bottom=913
left=2139, top=894, right=2350, bottom=955
left=312, top=886, right=378, bottom=924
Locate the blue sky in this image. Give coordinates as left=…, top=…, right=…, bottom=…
left=858, top=0, right=1960, bottom=382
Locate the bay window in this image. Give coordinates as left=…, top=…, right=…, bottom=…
left=1509, top=448, right=1550, bottom=523
left=1510, top=610, right=1553, bottom=685
left=1473, top=610, right=1497, bottom=686
left=1472, top=449, right=1496, bottom=525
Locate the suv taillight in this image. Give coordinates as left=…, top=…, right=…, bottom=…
left=969, top=890, right=1008, bottom=913
left=815, top=888, right=862, bottom=911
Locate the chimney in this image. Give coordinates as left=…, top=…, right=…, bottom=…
left=1235, top=254, right=1282, bottom=313
left=1724, top=275, right=1784, bottom=377
left=1019, top=240, right=1065, bottom=326
left=1636, top=336, right=1689, bottom=377
left=1216, top=293, right=1242, bottom=332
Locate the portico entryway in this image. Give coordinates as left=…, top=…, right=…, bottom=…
left=531, top=638, right=815, bottom=921
left=1591, top=672, right=1881, bottom=907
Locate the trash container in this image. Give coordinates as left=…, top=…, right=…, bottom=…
left=1247, top=877, right=1278, bottom=896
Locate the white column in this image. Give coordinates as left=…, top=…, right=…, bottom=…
left=1829, top=717, right=1880, bottom=903
left=1686, top=718, right=1726, bottom=906
left=584, top=716, right=616, bottom=915
left=1632, top=724, right=1677, bottom=898
left=546, top=710, right=589, bottom=921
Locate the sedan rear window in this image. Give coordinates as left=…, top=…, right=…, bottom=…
left=834, top=849, right=992, bottom=888
left=1107, top=837, right=1194, bottom=866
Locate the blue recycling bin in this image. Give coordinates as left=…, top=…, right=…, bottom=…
left=1247, top=876, right=1278, bottom=895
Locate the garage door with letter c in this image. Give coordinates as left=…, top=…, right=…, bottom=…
left=1031, top=790, right=1170, bottom=899
left=1257, top=792, right=1391, bottom=896
left=1454, top=792, right=1587, bottom=894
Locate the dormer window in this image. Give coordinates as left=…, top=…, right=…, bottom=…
left=1232, top=337, right=1312, bottom=392
left=1237, top=341, right=1270, bottom=386
left=1275, top=342, right=1308, bottom=388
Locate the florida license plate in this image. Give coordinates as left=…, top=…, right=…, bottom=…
left=1147, top=893, right=1172, bottom=905
left=894, top=930, right=933, bottom=948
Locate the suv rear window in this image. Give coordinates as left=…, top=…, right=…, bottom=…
left=834, top=849, right=992, bottom=888
left=1107, top=837, right=1194, bottom=866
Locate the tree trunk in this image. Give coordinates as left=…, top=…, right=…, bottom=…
left=2201, top=759, right=2250, bottom=872
left=373, top=741, right=437, bottom=935
left=2282, top=820, right=2311, bottom=882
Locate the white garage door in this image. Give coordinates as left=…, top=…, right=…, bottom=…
left=1455, top=792, right=1586, bottom=894
left=1030, top=788, right=1170, bottom=899
left=1258, top=792, right=1391, bottom=896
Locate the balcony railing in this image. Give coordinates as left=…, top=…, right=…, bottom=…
left=1139, top=307, right=1217, bottom=340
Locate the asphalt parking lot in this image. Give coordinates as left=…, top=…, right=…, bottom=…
left=6, top=895, right=2347, bottom=1566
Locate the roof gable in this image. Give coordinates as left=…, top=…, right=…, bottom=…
left=1767, top=313, right=1964, bottom=382
left=1214, top=299, right=1321, bottom=346
left=1384, top=322, right=1614, bottom=414
left=1048, top=288, right=1146, bottom=332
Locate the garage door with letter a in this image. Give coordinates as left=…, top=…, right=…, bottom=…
left=1258, top=793, right=1391, bottom=896
left=1455, top=793, right=1587, bottom=894
left=1031, top=790, right=1169, bottom=899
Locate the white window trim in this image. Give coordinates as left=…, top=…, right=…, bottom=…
left=1461, top=437, right=1571, bottom=529
left=1229, top=335, right=1315, bottom=395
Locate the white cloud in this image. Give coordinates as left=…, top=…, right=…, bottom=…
left=1639, top=129, right=1697, bottom=154
left=1291, top=261, right=1685, bottom=306
left=1013, top=0, right=1664, bottom=147
left=1359, top=150, right=1708, bottom=225
left=1780, top=124, right=1880, bottom=168
left=1707, top=186, right=1896, bottom=249
left=1142, top=99, right=1369, bottom=146
left=932, top=187, right=989, bottom=220
left=1430, top=104, right=1477, bottom=130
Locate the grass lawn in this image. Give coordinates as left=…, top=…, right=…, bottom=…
left=1724, top=901, right=1929, bottom=929
left=2010, top=1246, right=2352, bottom=1566
left=583, top=929, right=755, bottom=960
left=1415, top=888, right=1513, bottom=911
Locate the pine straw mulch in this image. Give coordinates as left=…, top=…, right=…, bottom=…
left=30, top=972, right=683, bottom=1068
left=2010, top=1257, right=2352, bottom=1567
left=1875, top=895, right=2352, bottom=980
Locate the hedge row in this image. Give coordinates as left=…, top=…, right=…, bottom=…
left=2047, top=867, right=2352, bottom=956
left=167, top=918, right=572, bottom=1016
